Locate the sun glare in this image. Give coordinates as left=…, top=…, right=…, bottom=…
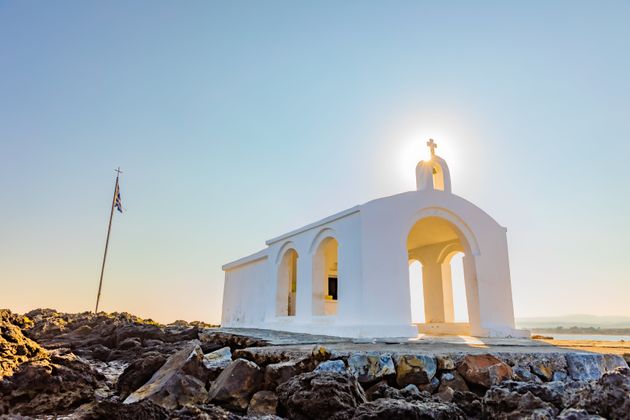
left=397, top=129, right=462, bottom=187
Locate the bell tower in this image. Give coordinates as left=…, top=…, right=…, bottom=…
left=416, top=139, right=452, bottom=193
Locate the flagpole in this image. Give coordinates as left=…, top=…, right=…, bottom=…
left=95, top=169, right=121, bottom=313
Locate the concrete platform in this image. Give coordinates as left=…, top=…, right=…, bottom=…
left=218, top=327, right=630, bottom=357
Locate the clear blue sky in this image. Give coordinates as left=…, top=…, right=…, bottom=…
left=1, top=1, right=629, bottom=324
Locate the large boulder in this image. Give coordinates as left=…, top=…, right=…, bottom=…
left=124, top=341, right=209, bottom=410
left=364, top=381, right=429, bottom=402
left=247, top=390, right=278, bottom=416
left=563, top=367, right=630, bottom=419
left=337, top=398, right=466, bottom=420
left=393, top=354, right=437, bottom=387
left=565, top=354, right=606, bottom=381
left=557, top=408, right=605, bottom=419
left=203, top=346, right=232, bottom=380
left=0, top=309, right=48, bottom=379
left=171, top=403, right=242, bottom=419
left=437, top=389, right=482, bottom=418
left=347, top=353, right=395, bottom=384
left=264, top=358, right=311, bottom=390
left=80, top=399, right=170, bottom=420
left=0, top=349, right=104, bottom=416
left=438, top=371, right=469, bottom=393
left=483, top=388, right=559, bottom=419
left=276, top=371, right=367, bottom=420
left=457, top=354, right=512, bottom=388
left=315, top=359, right=347, bottom=373
left=116, top=352, right=167, bottom=399
left=484, top=380, right=566, bottom=409
left=207, top=358, right=264, bottom=412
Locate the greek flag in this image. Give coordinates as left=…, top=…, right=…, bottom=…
left=115, top=183, right=123, bottom=213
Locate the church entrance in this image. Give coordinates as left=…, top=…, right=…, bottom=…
left=312, top=237, right=339, bottom=316
left=407, top=216, right=473, bottom=335
left=276, top=248, right=298, bottom=316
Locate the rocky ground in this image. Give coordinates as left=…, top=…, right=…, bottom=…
left=1, top=309, right=629, bottom=419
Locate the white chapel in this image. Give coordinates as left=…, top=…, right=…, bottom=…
left=221, top=140, right=528, bottom=338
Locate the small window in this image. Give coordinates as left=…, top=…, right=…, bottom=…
left=327, top=276, right=338, bottom=300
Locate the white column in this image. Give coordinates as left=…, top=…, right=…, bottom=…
left=422, top=262, right=446, bottom=323
left=441, top=262, right=455, bottom=322
left=462, top=255, right=482, bottom=334
left=295, top=255, right=313, bottom=321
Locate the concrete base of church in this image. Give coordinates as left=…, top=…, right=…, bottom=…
left=244, top=321, right=420, bottom=339
left=416, top=322, right=530, bottom=338
left=417, top=322, right=471, bottom=336
left=222, top=318, right=528, bottom=339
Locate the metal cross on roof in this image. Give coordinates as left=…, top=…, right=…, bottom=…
left=426, top=139, right=437, bottom=157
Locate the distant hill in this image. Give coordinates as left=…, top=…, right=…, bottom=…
left=516, top=314, right=630, bottom=329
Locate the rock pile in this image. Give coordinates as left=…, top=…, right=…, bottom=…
left=1, top=308, right=629, bottom=419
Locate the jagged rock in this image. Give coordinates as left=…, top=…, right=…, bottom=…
left=563, top=353, right=626, bottom=382
left=400, top=384, right=422, bottom=398
left=171, top=403, right=242, bottom=419
left=315, top=359, right=347, bottom=373
left=247, top=390, right=278, bottom=416
left=483, top=388, right=558, bottom=419
left=21, top=309, right=197, bottom=364
left=531, top=360, right=554, bottom=381
left=437, top=389, right=482, bottom=418
left=337, top=398, right=466, bottom=420
left=393, top=354, right=437, bottom=386
left=553, top=371, right=569, bottom=382
left=364, top=381, right=404, bottom=401
left=199, top=330, right=267, bottom=354
left=438, top=371, right=469, bottom=393
left=557, top=408, right=605, bottom=419
left=484, top=380, right=566, bottom=409
left=513, top=366, right=542, bottom=383
left=116, top=353, right=167, bottom=399
left=436, top=355, right=455, bottom=370
left=0, top=350, right=103, bottom=416
left=203, top=346, right=232, bottom=380
left=124, top=341, right=209, bottom=410
left=276, top=371, right=366, bottom=420
left=563, top=367, right=630, bottom=419
left=311, top=344, right=331, bottom=362
left=347, top=353, right=395, bottom=384
left=565, top=354, right=606, bottom=381
left=457, top=354, right=512, bottom=388
left=264, top=358, right=311, bottom=390
left=118, top=337, right=142, bottom=350
left=79, top=344, right=112, bottom=362
left=364, top=381, right=429, bottom=402
left=207, top=358, right=263, bottom=412
left=602, top=354, right=628, bottom=371
left=80, top=399, right=170, bottom=420
left=0, top=310, right=48, bottom=379
left=417, top=376, right=440, bottom=394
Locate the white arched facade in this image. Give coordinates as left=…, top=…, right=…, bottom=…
left=221, top=145, right=528, bottom=338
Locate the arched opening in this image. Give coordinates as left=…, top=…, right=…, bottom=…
left=447, top=252, right=469, bottom=323
left=431, top=162, right=445, bottom=191
left=407, top=216, right=471, bottom=334
left=276, top=248, right=298, bottom=317
left=312, top=237, right=339, bottom=316
left=408, top=260, right=425, bottom=323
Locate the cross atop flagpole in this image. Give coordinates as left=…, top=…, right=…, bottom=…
left=94, top=167, right=123, bottom=313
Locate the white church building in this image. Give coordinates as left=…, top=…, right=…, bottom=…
left=221, top=140, right=527, bottom=338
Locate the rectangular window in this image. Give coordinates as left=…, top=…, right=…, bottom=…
left=327, top=276, right=338, bottom=301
